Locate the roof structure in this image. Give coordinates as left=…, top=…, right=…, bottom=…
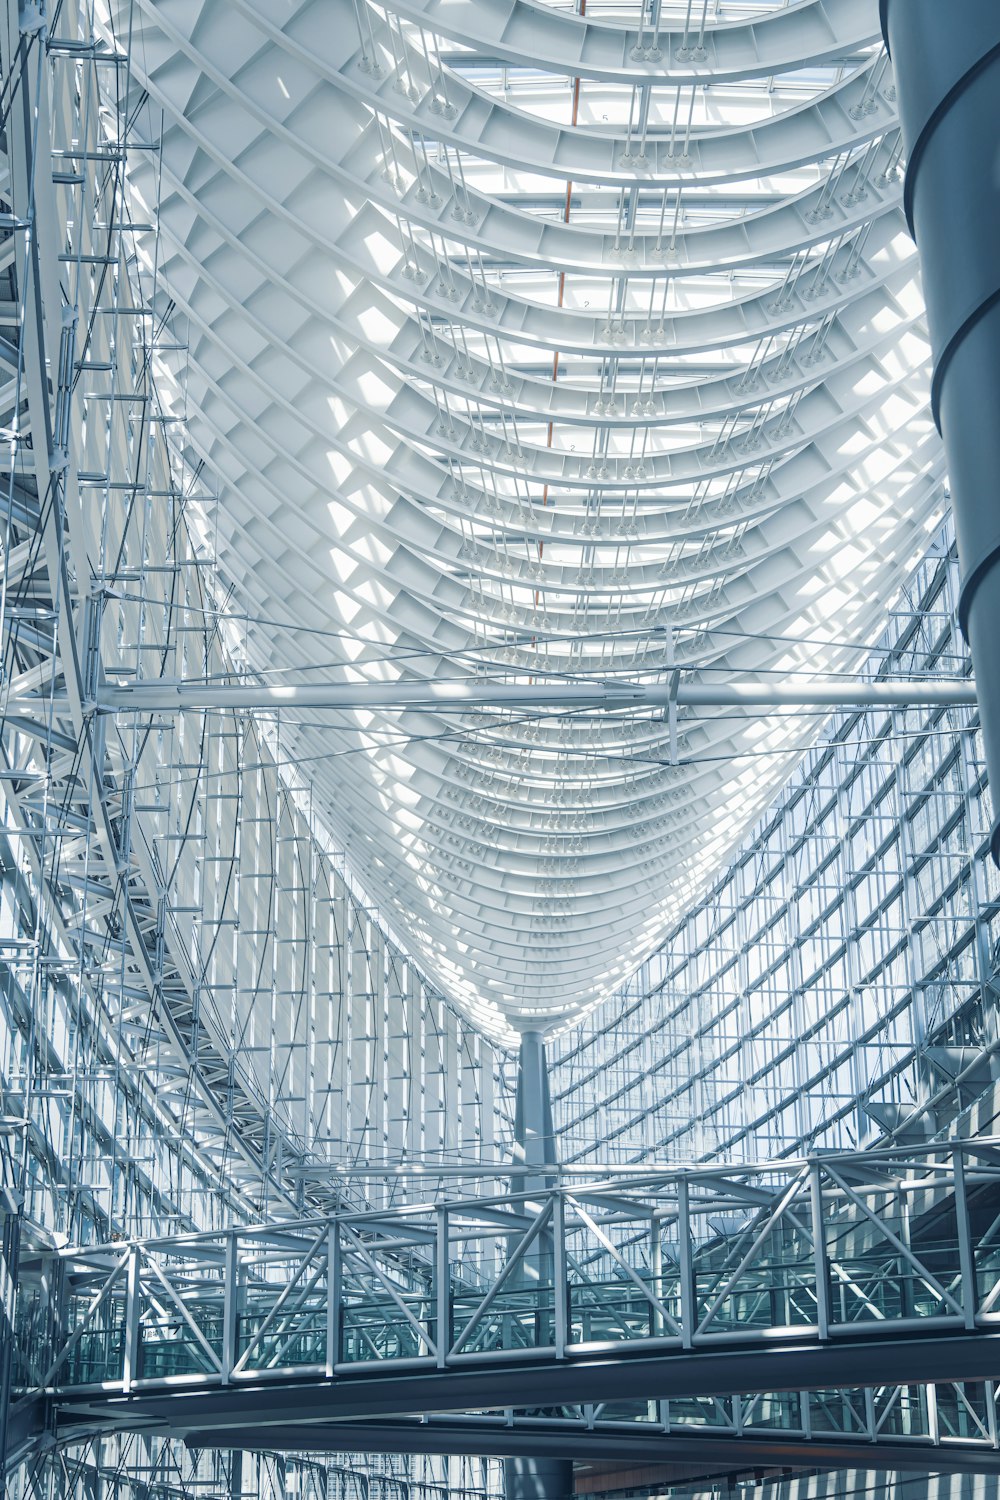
left=101, top=0, right=943, bottom=1040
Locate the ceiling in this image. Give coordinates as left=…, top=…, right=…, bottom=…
left=99, top=0, right=943, bottom=1043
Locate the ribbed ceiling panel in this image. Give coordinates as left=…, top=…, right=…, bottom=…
left=102, top=0, right=942, bottom=1042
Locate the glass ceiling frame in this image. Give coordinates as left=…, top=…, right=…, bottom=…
left=90, top=0, right=945, bottom=1042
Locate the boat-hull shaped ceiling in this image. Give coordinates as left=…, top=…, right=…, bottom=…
left=102, top=0, right=942, bottom=1042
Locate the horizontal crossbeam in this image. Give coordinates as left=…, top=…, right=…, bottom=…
left=94, top=678, right=978, bottom=714
left=174, top=1418, right=1000, bottom=1476
left=48, top=1328, right=1000, bottom=1431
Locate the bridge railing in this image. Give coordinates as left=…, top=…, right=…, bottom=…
left=16, top=1139, right=1000, bottom=1398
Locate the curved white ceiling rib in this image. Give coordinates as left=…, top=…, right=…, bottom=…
left=102, top=0, right=941, bottom=1044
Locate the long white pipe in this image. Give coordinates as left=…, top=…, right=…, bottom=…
left=96, top=678, right=978, bottom=713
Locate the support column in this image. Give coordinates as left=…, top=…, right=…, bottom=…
left=0, top=1207, right=22, bottom=1476
left=513, top=1029, right=558, bottom=1180
left=505, top=1457, right=574, bottom=1500
left=512, top=1030, right=557, bottom=1346
left=506, top=1033, right=573, bottom=1499
left=880, top=0, right=1000, bottom=861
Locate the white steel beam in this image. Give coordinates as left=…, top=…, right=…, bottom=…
left=96, top=678, right=978, bottom=714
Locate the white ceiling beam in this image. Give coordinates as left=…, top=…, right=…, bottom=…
left=96, top=678, right=977, bottom=714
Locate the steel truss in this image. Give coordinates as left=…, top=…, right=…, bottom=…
left=0, top=4, right=502, bottom=1494
left=96, top=0, right=950, bottom=1035
left=10, top=1141, right=1000, bottom=1473
left=8, top=1435, right=494, bottom=1500
left=94, top=679, right=978, bottom=714
left=0, top=0, right=326, bottom=1233
left=0, top=0, right=501, bottom=1231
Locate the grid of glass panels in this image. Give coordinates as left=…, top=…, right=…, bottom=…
left=550, top=529, right=999, bottom=1165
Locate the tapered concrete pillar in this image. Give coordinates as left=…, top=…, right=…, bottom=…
left=514, top=1029, right=558, bottom=1178
left=506, top=1034, right=571, bottom=1498
left=511, top=1029, right=557, bottom=1335
left=880, top=1, right=1000, bottom=861
left=505, top=1457, right=574, bottom=1499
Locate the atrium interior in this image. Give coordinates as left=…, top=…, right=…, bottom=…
left=3, top=1, right=1000, bottom=1498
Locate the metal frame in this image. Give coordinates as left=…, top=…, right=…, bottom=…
left=171, top=1413, right=1000, bottom=1477
left=94, top=679, right=978, bottom=714
left=0, top=7, right=503, bottom=1495
left=552, top=537, right=993, bottom=1167
left=1, top=3, right=995, bottom=1498
left=92, top=0, right=949, bottom=1034
left=14, top=1142, right=1000, bottom=1450
left=0, top=0, right=502, bottom=1234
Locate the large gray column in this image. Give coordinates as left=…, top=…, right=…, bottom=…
left=880, top=1, right=1000, bottom=861
left=513, top=1029, right=558, bottom=1179
left=505, top=1033, right=573, bottom=1499
left=505, top=1457, right=574, bottom=1500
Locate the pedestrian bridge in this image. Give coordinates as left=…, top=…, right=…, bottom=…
left=12, top=1142, right=1000, bottom=1472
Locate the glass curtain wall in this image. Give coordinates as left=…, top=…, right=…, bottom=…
left=551, top=526, right=998, bottom=1166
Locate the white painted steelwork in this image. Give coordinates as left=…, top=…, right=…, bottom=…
left=98, top=678, right=978, bottom=713
left=87, top=0, right=945, bottom=1038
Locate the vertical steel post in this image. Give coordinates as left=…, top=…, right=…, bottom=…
left=221, top=1232, right=238, bottom=1383
left=123, top=1247, right=141, bottom=1394
left=650, top=1214, right=663, bottom=1338
left=809, top=1160, right=831, bottom=1340
left=512, top=1031, right=558, bottom=1186
left=677, top=1176, right=695, bottom=1348
left=986, top=1380, right=1000, bottom=1449
left=436, top=1204, right=450, bottom=1368
left=506, top=1032, right=569, bottom=1497
left=897, top=1187, right=913, bottom=1320
left=327, top=1220, right=342, bottom=1376
left=927, top=1379, right=940, bottom=1446
left=953, top=1149, right=978, bottom=1330
left=552, top=1191, right=567, bottom=1359
left=0, top=1207, right=22, bottom=1475
left=504, top=1459, right=574, bottom=1500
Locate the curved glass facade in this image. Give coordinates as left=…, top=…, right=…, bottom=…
left=4, top=2, right=999, bottom=1498
left=552, top=531, right=999, bottom=1165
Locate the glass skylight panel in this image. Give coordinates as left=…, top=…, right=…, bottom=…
left=95, top=0, right=944, bottom=1042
